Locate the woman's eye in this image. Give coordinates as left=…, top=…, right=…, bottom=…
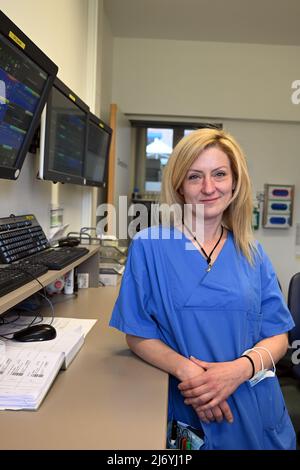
left=188, top=173, right=201, bottom=180
left=214, top=172, right=226, bottom=178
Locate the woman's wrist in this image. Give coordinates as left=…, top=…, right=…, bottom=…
left=175, top=357, right=205, bottom=381
left=235, top=357, right=254, bottom=382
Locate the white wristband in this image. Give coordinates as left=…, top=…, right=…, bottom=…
left=252, top=346, right=276, bottom=375
left=242, top=347, right=275, bottom=387
left=242, top=348, right=264, bottom=372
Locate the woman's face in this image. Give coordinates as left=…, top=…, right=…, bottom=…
left=180, top=146, right=235, bottom=222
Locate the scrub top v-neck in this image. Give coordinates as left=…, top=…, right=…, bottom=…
left=109, top=226, right=296, bottom=450
left=176, top=225, right=228, bottom=274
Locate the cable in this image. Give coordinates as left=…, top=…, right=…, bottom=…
left=36, top=290, right=55, bottom=325
left=12, top=263, right=53, bottom=322
left=0, top=264, right=55, bottom=338
left=13, top=263, right=47, bottom=296
left=0, top=309, right=43, bottom=327
left=0, top=306, right=44, bottom=340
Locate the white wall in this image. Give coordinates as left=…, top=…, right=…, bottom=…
left=0, top=0, right=101, bottom=235
left=0, top=0, right=89, bottom=98
left=112, top=37, right=300, bottom=296
left=112, top=38, right=300, bottom=122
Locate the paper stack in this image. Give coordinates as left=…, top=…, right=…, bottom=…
left=0, top=315, right=97, bottom=409
left=0, top=348, right=64, bottom=410
left=43, top=317, right=96, bottom=368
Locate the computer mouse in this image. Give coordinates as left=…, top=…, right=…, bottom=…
left=58, top=237, right=80, bottom=247
left=12, top=324, right=57, bottom=342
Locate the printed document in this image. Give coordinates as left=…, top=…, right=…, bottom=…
left=0, top=348, right=64, bottom=410
left=0, top=315, right=97, bottom=409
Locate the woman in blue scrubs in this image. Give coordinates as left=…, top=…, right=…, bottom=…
left=109, top=128, right=296, bottom=450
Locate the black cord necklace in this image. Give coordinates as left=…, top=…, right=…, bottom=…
left=183, top=223, right=224, bottom=272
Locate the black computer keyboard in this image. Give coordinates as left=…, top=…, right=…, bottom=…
left=0, top=214, right=49, bottom=263
left=0, top=263, right=49, bottom=297
left=0, top=214, right=89, bottom=270
left=28, top=246, right=89, bottom=270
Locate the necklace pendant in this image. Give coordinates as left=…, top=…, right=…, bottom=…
left=206, top=263, right=212, bottom=272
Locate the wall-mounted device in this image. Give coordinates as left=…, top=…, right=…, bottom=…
left=84, top=112, right=112, bottom=188
left=0, top=10, right=58, bottom=180
left=38, top=77, right=89, bottom=185
left=262, top=184, right=294, bottom=228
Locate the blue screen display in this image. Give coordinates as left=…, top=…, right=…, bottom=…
left=47, top=86, right=85, bottom=178
left=85, top=120, right=109, bottom=184
left=0, top=33, right=47, bottom=168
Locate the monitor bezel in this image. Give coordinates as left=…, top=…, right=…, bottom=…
left=84, top=112, right=112, bottom=188
left=40, top=76, right=89, bottom=185
left=0, top=10, right=58, bottom=180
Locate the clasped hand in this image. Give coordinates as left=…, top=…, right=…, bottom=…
left=179, top=356, right=246, bottom=424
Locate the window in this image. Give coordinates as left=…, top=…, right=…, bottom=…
left=131, top=121, right=222, bottom=196
left=145, top=128, right=173, bottom=191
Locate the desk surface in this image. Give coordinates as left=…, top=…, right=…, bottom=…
left=0, top=286, right=168, bottom=450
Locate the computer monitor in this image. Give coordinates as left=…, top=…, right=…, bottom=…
left=0, top=10, right=58, bottom=180
left=84, top=113, right=112, bottom=187
left=39, top=77, right=89, bottom=185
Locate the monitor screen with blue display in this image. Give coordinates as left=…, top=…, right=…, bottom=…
left=84, top=113, right=112, bottom=187
left=39, top=77, right=89, bottom=185
left=0, top=10, right=58, bottom=180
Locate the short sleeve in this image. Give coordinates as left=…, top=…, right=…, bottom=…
left=257, top=245, right=295, bottom=339
left=109, top=237, right=161, bottom=339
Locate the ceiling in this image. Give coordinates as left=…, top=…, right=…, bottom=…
left=103, top=0, right=300, bottom=46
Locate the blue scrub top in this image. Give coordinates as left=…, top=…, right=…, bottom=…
left=109, top=226, right=296, bottom=450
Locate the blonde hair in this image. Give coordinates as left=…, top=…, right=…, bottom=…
left=160, top=128, right=256, bottom=263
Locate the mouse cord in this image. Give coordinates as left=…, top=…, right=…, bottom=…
left=12, top=265, right=54, bottom=325
left=11, top=264, right=55, bottom=325
left=0, top=308, right=44, bottom=328
left=13, top=264, right=47, bottom=295
left=0, top=265, right=55, bottom=339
